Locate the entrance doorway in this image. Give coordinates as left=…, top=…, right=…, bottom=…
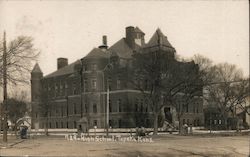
left=164, top=107, right=172, bottom=123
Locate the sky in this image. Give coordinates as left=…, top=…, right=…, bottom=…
left=0, top=1, right=249, bottom=81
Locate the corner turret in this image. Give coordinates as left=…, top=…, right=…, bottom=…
left=31, top=63, right=43, bottom=102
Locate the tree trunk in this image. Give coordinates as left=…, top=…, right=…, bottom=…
left=224, top=117, right=228, bottom=130
left=236, top=116, right=239, bottom=132
left=14, top=122, right=17, bottom=138
left=153, top=112, right=159, bottom=135
left=14, top=123, right=17, bottom=135
left=45, top=116, right=49, bottom=136
left=178, top=117, right=182, bottom=134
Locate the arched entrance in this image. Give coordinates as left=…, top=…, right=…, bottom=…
left=77, top=117, right=88, bottom=133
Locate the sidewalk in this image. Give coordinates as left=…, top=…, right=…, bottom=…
left=0, top=136, right=25, bottom=148
left=193, top=129, right=250, bottom=134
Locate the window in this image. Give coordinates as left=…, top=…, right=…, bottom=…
left=196, top=105, right=199, bottom=113
left=117, top=78, right=121, bottom=89
left=60, top=82, right=63, bottom=96
left=214, top=120, right=217, bottom=125
left=61, top=122, right=64, bottom=128
left=92, top=79, right=97, bottom=89
left=61, top=106, right=63, bottom=117
left=93, top=120, right=98, bottom=126
left=73, top=82, right=77, bottom=94
left=218, top=120, right=222, bottom=125
left=140, top=99, right=143, bottom=112
left=55, top=108, right=58, bottom=116
left=144, top=79, right=148, bottom=90
left=93, top=104, right=97, bottom=113
left=118, top=119, right=122, bottom=128
left=85, top=103, right=88, bottom=113
left=73, top=103, right=77, bottom=114
left=109, top=100, right=112, bottom=112
left=56, top=122, right=58, bottom=128
left=82, top=65, right=86, bottom=71
left=108, top=77, right=112, bottom=90
left=183, top=104, right=188, bottom=113
left=74, top=121, right=77, bottom=128
left=135, top=99, right=138, bottom=112
left=65, top=82, right=68, bottom=95
left=83, top=64, right=87, bottom=71
left=109, top=120, right=112, bottom=127
left=139, top=80, right=143, bottom=88
left=55, top=84, right=58, bottom=90
left=84, top=79, right=88, bottom=92
left=117, top=99, right=122, bottom=112
left=92, top=64, right=97, bottom=71
left=135, top=79, right=142, bottom=89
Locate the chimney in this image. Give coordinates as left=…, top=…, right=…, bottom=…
left=57, top=58, right=68, bottom=70
left=98, top=35, right=108, bottom=50
left=125, top=26, right=135, bottom=49
left=103, top=35, right=107, bottom=46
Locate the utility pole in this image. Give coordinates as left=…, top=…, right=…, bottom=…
left=3, top=31, right=8, bottom=142
left=106, top=79, right=109, bottom=137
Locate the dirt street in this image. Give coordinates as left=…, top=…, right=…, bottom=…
left=0, top=135, right=249, bottom=157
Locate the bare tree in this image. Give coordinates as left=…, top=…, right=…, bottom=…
left=162, top=61, right=202, bottom=134
left=0, top=35, right=39, bottom=86
left=206, top=63, right=249, bottom=130
left=131, top=48, right=202, bottom=135
left=131, top=49, right=175, bottom=135
left=1, top=33, right=39, bottom=141
left=192, top=54, right=214, bottom=84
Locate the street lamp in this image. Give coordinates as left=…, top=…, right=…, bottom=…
left=80, top=58, right=90, bottom=136
left=79, top=59, right=83, bottom=118
left=101, top=64, right=112, bottom=137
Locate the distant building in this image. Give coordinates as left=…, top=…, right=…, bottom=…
left=204, top=94, right=250, bottom=130
left=31, top=26, right=204, bottom=130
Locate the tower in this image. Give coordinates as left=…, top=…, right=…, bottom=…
left=125, top=26, right=145, bottom=49
left=31, top=63, right=43, bottom=129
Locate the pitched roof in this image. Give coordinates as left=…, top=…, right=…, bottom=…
left=44, top=60, right=81, bottom=78
left=108, top=38, right=134, bottom=59
left=31, top=63, right=42, bottom=73
left=144, top=28, right=174, bottom=49
left=84, top=48, right=110, bottom=59
left=134, top=26, right=145, bottom=35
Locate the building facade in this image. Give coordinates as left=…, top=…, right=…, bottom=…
left=31, top=26, right=204, bottom=130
